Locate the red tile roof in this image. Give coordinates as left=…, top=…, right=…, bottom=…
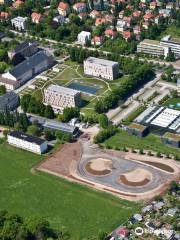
left=58, top=2, right=69, bottom=10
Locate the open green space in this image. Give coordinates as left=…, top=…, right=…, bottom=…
left=104, top=129, right=180, bottom=157
left=0, top=141, right=140, bottom=239
left=160, top=25, right=180, bottom=38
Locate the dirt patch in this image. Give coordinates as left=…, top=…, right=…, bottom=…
left=120, top=175, right=150, bottom=187
left=119, top=168, right=151, bottom=187
left=85, top=158, right=112, bottom=176
left=37, top=141, right=81, bottom=176
left=142, top=161, right=174, bottom=173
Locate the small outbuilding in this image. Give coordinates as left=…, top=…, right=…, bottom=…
left=126, top=123, right=149, bottom=137
left=162, top=132, right=180, bottom=148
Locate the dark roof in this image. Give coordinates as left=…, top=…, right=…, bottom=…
left=0, top=32, right=5, bottom=39
left=0, top=92, right=19, bottom=110
left=14, top=40, right=38, bottom=54
left=9, top=51, right=51, bottom=80
left=8, top=131, right=46, bottom=145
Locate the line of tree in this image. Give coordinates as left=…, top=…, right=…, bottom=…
left=69, top=47, right=100, bottom=63
left=95, top=64, right=154, bottom=113
left=20, top=94, right=55, bottom=119
left=0, top=110, right=29, bottom=131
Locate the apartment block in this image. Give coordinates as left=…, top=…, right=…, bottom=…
left=44, top=84, right=81, bottom=111
left=160, top=35, right=180, bottom=58
left=11, top=16, right=27, bottom=31
left=7, top=131, right=48, bottom=154
left=137, top=39, right=169, bottom=57
left=84, top=57, right=119, bottom=80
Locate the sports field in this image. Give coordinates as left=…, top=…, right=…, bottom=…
left=0, top=141, right=140, bottom=239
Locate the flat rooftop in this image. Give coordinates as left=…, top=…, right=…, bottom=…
left=46, top=84, right=80, bottom=96
left=85, top=57, right=118, bottom=67
left=128, top=123, right=147, bottom=131
left=163, top=132, right=180, bottom=141
left=139, top=39, right=161, bottom=46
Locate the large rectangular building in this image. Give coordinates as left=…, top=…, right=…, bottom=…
left=1, top=51, right=54, bottom=89
left=160, top=35, right=180, bottom=58
left=43, top=84, right=81, bottom=111
left=137, top=39, right=169, bottom=57
left=84, top=57, right=119, bottom=80
left=135, top=106, right=180, bottom=133
left=7, top=131, right=48, bottom=154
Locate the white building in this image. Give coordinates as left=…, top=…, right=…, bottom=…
left=7, top=131, right=48, bottom=154
left=11, top=16, right=27, bottom=31
left=84, top=57, right=119, bottom=80
left=137, top=39, right=169, bottom=57
left=44, top=84, right=81, bottom=111
left=77, top=31, right=91, bottom=45
left=160, top=35, right=180, bottom=58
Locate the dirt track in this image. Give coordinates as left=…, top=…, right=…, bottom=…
left=36, top=140, right=180, bottom=202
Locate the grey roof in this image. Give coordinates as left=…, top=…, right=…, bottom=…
left=9, top=51, right=51, bottom=80
left=43, top=119, right=78, bottom=134
left=0, top=92, right=19, bottom=110
left=14, top=40, right=38, bottom=54
left=85, top=57, right=119, bottom=67
left=8, top=131, right=46, bottom=145
left=46, top=84, right=80, bottom=96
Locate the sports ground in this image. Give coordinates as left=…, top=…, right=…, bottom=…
left=0, top=141, right=140, bottom=239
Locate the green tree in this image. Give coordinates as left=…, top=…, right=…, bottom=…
left=44, top=105, right=54, bottom=119
left=27, top=124, right=40, bottom=136
left=0, top=85, right=6, bottom=96
left=98, top=114, right=109, bottom=129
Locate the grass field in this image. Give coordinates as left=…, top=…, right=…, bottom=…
left=0, top=141, right=140, bottom=239
left=104, top=130, right=180, bottom=158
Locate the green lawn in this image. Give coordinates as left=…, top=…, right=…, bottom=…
left=0, top=141, right=140, bottom=239
left=163, top=98, right=180, bottom=110
left=104, top=130, right=180, bottom=158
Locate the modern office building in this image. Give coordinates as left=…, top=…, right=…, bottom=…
left=8, top=40, right=38, bottom=60
left=77, top=31, right=91, bottom=45
left=1, top=51, right=54, bottom=89
left=84, top=57, right=119, bottom=80
left=7, top=131, right=48, bottom=154
left=0, top=92, right=19, bottom=111
left=43, top=84, right=81, bottom=111
left=11, top=16, right=28, bottom=31
left=137, top=39, right=169, bottom=57
left=135, top=106, right=180, bottom=133
left=160, top=35, right=180, bottom=58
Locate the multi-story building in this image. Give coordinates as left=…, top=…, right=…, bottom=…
left=43, top=84, right=81, bottom=111
left=84, top=57, right=119, bottom=80
left=160, top=35, right=180, bottom=58
left=77, top=31, right=91, bottom=45
left=0, top=92, right=19, bottom=111
left=1, top=51, right=54, bottom=89
left=137, top=39, right=170, bottom=57
left=7, top=131, right=48, bottom=154
left=11, top=16, right=28, bottom=31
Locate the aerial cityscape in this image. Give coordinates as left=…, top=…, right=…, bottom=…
left=0, top=0, right=179, bottom=239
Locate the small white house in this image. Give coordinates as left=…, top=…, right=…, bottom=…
left=7, top=131, right=48, bottom=154
left=77, top=31, right=91, bottom=45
